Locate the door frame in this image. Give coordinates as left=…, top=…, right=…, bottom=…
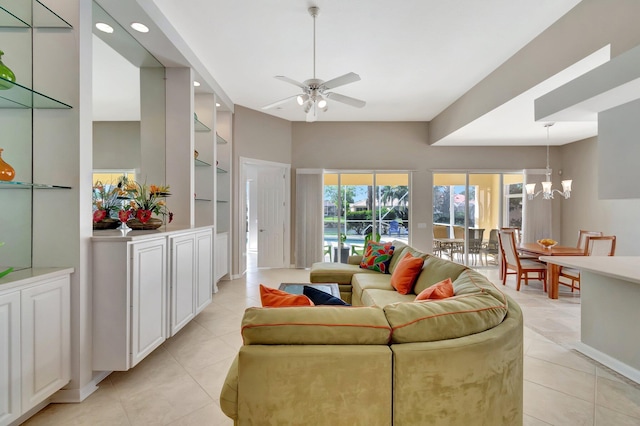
left=239, top=157, right=291, bottom=273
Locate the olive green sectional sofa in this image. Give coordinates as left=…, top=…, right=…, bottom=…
left=220, top=240, right=523, bottom=425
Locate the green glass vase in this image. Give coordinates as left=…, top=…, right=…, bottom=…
left=0, top=49, right=16, bottom=90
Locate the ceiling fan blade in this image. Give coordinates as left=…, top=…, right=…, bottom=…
left=321, top=72, right=361, bottom=90
left=325, top=92, right=366, bottom=108
left=261, top=94, right=299, bottom=110
left=306, top=103, right=317, bottom=122
left=274, top=75, right=308, bottom=90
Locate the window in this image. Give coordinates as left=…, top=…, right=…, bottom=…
left=323, top=172, right=409, bottom=262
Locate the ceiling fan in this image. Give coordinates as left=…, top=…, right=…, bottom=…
left=262, top=6, right=366, bottom=122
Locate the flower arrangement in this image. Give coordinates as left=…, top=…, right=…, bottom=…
left=92, top=180, right=125, bottom=223
left=119, top=181, right=174, bottom=224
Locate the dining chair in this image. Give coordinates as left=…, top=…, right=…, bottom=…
left=480, top=228, right=499, bottom=265
left=576, top=230, right=603, bottom=250
left=498, top=230, right=547, bottom=291
left=433, top=225, right=450, bottom=258
left=559, top=235, right=616, bottom=292
left=466, top=228, right=485, bottom=265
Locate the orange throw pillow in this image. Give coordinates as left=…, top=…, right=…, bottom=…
left=259, top=284, right=314, bottom=307
left=414, top=278, right=454, bottom=301
left=390, top=252, right=425, bottom=295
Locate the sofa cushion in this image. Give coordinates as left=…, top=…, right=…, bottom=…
left=452, top=269, right=506, bottom=302
left=361, top=288, right=415, bottom=307
left=241, top=306, right=391, bottom=345
left=383, top=290, right=508, bottom=343
left=310, top=261, right=379, bottom=285
left=259, top=284, right=314, bottom=307
left=303, top=285, right=350, bottom=306
left=360, top=241, right=395, bottom=273
left=414, top=277, right=454, bottom=301
left=390, top=252, right=425, bottom=295
left=351, top=273, right=394, bottom=304
left=413, top=255, right=468, bottom=294
left=387, top=240, right=408, bottom=273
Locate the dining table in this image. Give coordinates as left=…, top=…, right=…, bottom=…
left=433, top=237, right=465, bottom=260
left=517, top=243, right=586, bottom=299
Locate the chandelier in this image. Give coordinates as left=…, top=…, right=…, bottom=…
left=525, top=123, right=572, bottom=200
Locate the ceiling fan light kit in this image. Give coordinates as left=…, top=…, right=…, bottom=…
left=262, top=5, right=366, bottom=122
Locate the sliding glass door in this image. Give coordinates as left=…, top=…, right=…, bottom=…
left=433, top=172, right=524, bottom=267
left=324, top=172, right=409, bottom=263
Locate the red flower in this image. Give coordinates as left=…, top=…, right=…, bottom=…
left=93, top=210, right=107, bottom=223
left=118, top=210, right=130, bottom=223
left=136, top=209, right=152, bottom=224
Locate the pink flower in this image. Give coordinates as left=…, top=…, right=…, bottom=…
left=136, top=209, right=152, bottom=224
left=93, top=210, right=107, bottom=223
left=118, top=210, right=130, bottom=223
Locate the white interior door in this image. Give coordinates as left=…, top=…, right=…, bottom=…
left=257, top=166, right=286, bottom=268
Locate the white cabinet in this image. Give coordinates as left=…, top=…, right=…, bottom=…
left=130, top=239, right=167, bottom=367
left=20, top=277, right=71, bottom=412
left=0, top=269, right=72, bottom=426
left=168, top=228, right=213, bottom=336
left=93, top=236, right=167, bottom=371
left=93, top=226, right=213, bottom=371
left=195, top=229, right=213, bottom=314
left=215, top=232, right=229, bottom=282
left=169, top=233, right=196, bottom=336
left=0, top=292, right=20, bottom=425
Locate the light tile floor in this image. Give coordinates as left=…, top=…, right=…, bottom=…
left=23, top=261, right=640, bottom=425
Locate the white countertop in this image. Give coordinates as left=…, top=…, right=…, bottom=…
left=92, top=224, right=214, bottom=242
left=539, top=256, right=640, bottom=284
left=0, top=267, right=75, bottom=291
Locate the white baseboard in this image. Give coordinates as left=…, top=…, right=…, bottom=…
left=50, top=371, right=111, bottom=403
left=572, top=342, right=640, bottom=384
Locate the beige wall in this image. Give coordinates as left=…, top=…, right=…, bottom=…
left=291, top=121, right=556, bottom=254
left=232, top=105, right=293, bottom=274
left=92, top=121, right=140, bottom=170
left=560, top=137, right=640, bottom=255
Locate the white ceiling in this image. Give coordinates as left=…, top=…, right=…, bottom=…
left=99, top=0, right=606, bottom=146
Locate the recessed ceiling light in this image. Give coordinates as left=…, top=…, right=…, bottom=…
left=216, top=103, right=221, bottom=107
left=193, top=81, right=201, bottom=87
left=130, top=22, right=149, bottom=33
left=95, top=22, right=114, bottom=33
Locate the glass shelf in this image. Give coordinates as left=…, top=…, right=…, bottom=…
left=217, top=167, right=227, bottom=174
left=216, top=133, right=228, bottom=145
left=0, top=1, right=72, bottom=28
left=194, top=117, right=211, bottom=132
left=0, top=77, right=73, bottom=109
left=0, top=181, right=71, bottom=189
left=195, top=198, right=212, bottom=202
left=194, top=158, right=211, bottom=167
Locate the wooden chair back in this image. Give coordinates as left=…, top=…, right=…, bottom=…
left=498, top=230, right=520, bottom=267
left=585, top=235, right=616, bottom=256
left=577, top=230, right=603, bottom=250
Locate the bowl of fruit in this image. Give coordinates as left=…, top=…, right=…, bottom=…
left=537, top=238, right=558, bottom=249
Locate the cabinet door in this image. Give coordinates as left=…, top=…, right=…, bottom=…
left=169, top=233, right=196, bottom=336
left=130, top=239, right=167, bottom=368
left=21, top=277, right=70, bottom=412
left=215, top=232, right=229, bottom=282
left=195, top=230, right=213, bottom=314
left=0, top=291, right=20, bottom=425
